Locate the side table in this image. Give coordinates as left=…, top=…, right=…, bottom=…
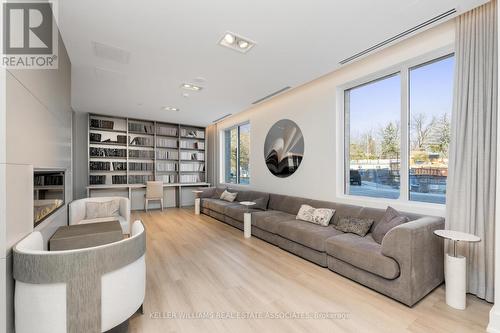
left=239, top=201, right=256, bottom=238
left=192, top=190, right=204, bottom=215
left=434, top=229, right=481, bottom=310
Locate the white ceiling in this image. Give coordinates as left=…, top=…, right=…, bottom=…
left=58, top=0, right=488, bottom=126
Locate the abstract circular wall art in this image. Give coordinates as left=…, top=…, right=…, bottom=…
left=264, top=119, right=304, bottom=178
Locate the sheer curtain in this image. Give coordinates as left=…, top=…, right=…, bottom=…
left=446, top=0, right=497, bottom=302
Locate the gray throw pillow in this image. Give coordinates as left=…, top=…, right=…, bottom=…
left=372, top=207, right=409, bottom=244
left=335, top=217, right=374, bottom=237
left=252, top=197, right=268, bottom=210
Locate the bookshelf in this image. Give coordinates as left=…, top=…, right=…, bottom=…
left=88, top=114, right=206, bottom=186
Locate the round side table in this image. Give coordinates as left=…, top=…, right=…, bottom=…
left=434, top=229, right=480, bottom=310
left=192, top=190, right=204, bottom=215
left=239, top=201, right=256, bottom=238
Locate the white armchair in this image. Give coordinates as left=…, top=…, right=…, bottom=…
left=69, top=196, right=130, bottom=234
left=13, top=221, right=146, bottom=333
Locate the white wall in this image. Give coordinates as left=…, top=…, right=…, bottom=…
left=215, top=20, right=455, bottom=217
left=0, top=31, right=72, bottom=333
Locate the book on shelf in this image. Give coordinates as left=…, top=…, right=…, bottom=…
left=156, top=161, right=178, bottom=172
left=112, top=175, right=127, bottom=184
left=90, top=119, right=114, bottom=130
left=156, top=149, right=178, bottom=160
left=129, top=149, right=155, bottom=159
left=180, top=174, right=204, bottom=183
left=89, top=175, right=106, bottom=185
left=128, top=162, right=154, bottom=171
left=89, top=147, right=127, bottom=158
left=156, top=174, right=177, bottom=184
left=157, top=125, right=178, bottom=136
left=180, top=151, right=204, bottom=160
left=180, top=140, right=204, bottom=149
left=129, top=122, right=154, bottom=134
left=180, top=162, right=204, bottom=172
left=181, top=128, right=205, bottom=139
left=129, top=175, right=154, bottom=184
left=156, top=137, right=177, bottom=148
left=129, top=136, right=154, bottom=146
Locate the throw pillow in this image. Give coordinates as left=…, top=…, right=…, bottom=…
left=252, top=197, right=269, bottom=210
left=220, top=190, right=237, bottom=202
left=335, top=217, right=374, bottom=237
left=296, top=204, right=335, bottom=226
left=372, top=207, right=410, bottom=244
left=85, top=200, right=120, bottom=219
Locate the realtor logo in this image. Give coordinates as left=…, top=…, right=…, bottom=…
left=2, top=0, right=58, bottom=69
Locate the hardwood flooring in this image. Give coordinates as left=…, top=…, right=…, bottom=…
left=129, top=208, right=492, bottom=333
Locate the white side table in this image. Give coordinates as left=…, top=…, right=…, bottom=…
left=239, top=201, right=256, bottom=238
left=434, top=229, right=481, bottom=310
left=192, top=190, right=204, bottom=215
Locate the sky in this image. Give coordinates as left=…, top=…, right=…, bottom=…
left=349, top=55, right=454, bottom=137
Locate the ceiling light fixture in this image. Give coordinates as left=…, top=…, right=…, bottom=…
left=238, top=40, right=249, bottom=49
left=181, top=83, right=202, bottom=91
left=223, top=33, right=235, bottom=44
left=218, top=31, right=255, bottom=54
left=163, top=106, right=179, bottom=112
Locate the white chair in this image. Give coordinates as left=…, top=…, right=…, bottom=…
left=69, top=196, right=130, bottom=234
left=145, top=181, right=164, bottom=212
left=13, top=221, right=146, bottom=333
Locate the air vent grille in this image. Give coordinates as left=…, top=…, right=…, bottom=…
left=93, top=41, right=131, bottom=64
left=252, top=86, right=291, bottom=105
left=339, top=8, right=457, bottom=65
left=212, top=114, right=232, bottom=123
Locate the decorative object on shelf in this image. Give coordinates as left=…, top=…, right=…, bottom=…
left=264, top=119, right=304, bottom=178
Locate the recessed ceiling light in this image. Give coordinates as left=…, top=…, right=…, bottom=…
left=218, top=31, right=255, bottom=54
left=163, top=106, right=179, bottom=111
left=181, top=83, right=202, bottom=91
left=223, top=33, right=235, bottom=44
left=238, top=40, right=249, bottom=49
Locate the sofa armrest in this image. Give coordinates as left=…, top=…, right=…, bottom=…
left=197, top=187, right=216, bottom=198
left=118, top=198, right=131, bottom=232
left=69, top=199, right=87, bottom=225
left=381, top=216, right=444, bottom=305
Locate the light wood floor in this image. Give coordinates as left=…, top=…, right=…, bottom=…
left=129, top=208, right=492, bottom=333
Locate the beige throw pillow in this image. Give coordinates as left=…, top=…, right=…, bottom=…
left=296, top=204, right=335, bottom=226
left=335, top=217, right=374, bottom=237
left=85, top=200, right=120, bottom=219
left=220, top=190, right=237, bottom=202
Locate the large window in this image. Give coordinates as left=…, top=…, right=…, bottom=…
left=224, top=123, right=250, bottom=184
left=344, top=54, right=454, bottom=204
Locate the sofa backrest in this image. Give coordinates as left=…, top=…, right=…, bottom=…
left=231, top=190, right=270, bottom=209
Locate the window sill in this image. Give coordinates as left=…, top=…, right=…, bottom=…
left=335, top=194, right=446, bottom=217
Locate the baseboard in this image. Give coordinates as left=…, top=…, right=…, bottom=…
left=487, top=306, right=500, bottom=332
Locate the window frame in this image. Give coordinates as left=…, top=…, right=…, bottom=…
left=221, top=121, right=250, bottom=185
left=338, top=46, right=454, bottom=211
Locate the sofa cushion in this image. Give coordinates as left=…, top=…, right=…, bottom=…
left=325, top=233, right=400, bottom=280
left=277, top=221, right=343, bottom=252
left=251, top=211, right=296, bottom=234
left=224, top=205, right=260, bottom=222
left=334, top=217, right=374, bottom=237
left=203, top=198, right=239, bottom=214
left=232, top=190, right=270, bottom=210
left=85, top=200, right=120, bottom=219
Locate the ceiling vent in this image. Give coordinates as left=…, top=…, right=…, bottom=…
left=252, top=86, right=291, bottom=105
left=339, top=8, right=456, bottom=65
left=212, top=114, right=232, bottom=123
left=93, top=41, right=131, bottom=64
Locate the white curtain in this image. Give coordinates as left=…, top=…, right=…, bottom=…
left=446, top=0, right=497, bottom=302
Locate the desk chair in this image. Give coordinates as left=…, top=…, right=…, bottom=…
left=145, top=181, right=164, bottom=212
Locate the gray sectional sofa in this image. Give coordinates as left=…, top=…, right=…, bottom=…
left=197, top=187, right=444, bottom=307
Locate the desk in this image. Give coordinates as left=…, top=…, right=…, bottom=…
left=86, top=182, right=211, bottom=208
